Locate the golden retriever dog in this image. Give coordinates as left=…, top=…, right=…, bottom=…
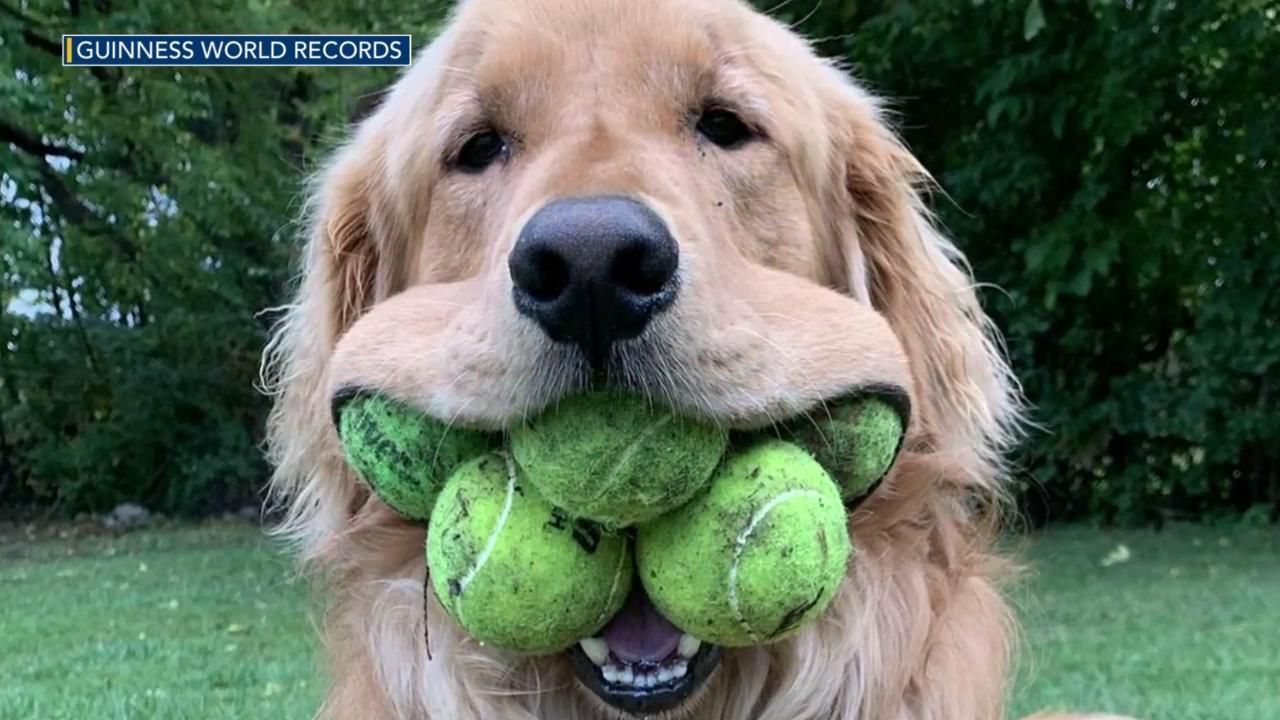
left=263, top=1, right=1133, bottom=718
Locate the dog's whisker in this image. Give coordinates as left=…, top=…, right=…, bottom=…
left=433, top=395, right=479, bottom=470
left=729, top=324, right=827, bottom=417
left=761, top=0, right=800, bottom=17
left=475, top=682, right=575, bottom=698
left=787, top=0, right=825, bottom=30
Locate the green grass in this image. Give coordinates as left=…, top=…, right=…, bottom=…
left=1, top=521, right=1275, bottom=720
left=1008, top=524, right=1279, bottom=720
left=0, top=523, right=317, bottom=720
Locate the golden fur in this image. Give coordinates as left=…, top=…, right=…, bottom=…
left=262, top=1, right=1134, bottom=718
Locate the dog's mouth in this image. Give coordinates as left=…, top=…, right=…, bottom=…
left=568, top=584, right=721, bottom=715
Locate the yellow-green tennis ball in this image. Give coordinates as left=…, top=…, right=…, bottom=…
left=510, top=390, right=728, bottom=528
left=785, top=396, right=906, bottom=500
left=428, top=451, right=633, bottom=654
left=636, top=439, right=850, bottom=647
left=337, top=393, right=495, bottom=521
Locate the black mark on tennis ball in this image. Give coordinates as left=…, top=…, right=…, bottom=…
left=570, top=519, right=603, bottom=554
left=448, top=578, right=462, bottom=597
left=546, top=507, right=570, bottom=532
left=544, top=508, right=603, bottom=554
left=773, top=589, right=824, bottom=639
left=364, top=426, right=414, bottom=470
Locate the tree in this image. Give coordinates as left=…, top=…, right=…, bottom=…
left=0, top=0, right=451, bottom=513
left=777, top=0, right=1279, bottom=523
left=3, top=0, right=1275, bottom=523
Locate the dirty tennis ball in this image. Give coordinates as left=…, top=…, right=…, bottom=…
left=337, top=393, right=496, bottom=521
left=636, top=439, right=851, bottom=648
left=785, top=395, right=906, bottom=500
left=427, top=451, right=634, bottom=654
left=510, top=390, right=728, bottom=528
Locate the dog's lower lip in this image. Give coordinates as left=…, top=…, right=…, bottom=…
left=568, top=641, right=721, bottom=715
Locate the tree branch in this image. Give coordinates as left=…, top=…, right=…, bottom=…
left=0, top=0, right=51, bottom=27
left=31, top=159, right=241, bottom=313
left=20, top=27, right=60, bottom=54
left=0, top=119, right=85, bottom=160
left=18, top=26, right=116, bottom=85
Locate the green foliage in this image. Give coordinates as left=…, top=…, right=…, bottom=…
left=2, top=0, right=1275, bottom=523
left=1, top=0, right=453, bottom=514
left=779, top=0, right=1279, bottom=524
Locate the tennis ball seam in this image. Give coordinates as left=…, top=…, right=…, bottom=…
left=592, top=534, right=632, bottom=630
left=727, top=488, right=825, bottom=644
left=452, top=451, right=520, bottom=628
left=592, top=413, right=675, bottom=504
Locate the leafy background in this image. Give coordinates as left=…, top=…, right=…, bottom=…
left=2, top=0, right=1276, bottom=526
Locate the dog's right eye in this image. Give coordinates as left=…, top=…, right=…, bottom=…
left=696, top=107, right=755, bottom=149
left=454, top=129, right=508, bottom=172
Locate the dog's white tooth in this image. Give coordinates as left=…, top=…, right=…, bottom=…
left=579, top=638, right=609, bottom=666
left=678, top=633, right=702, bottom=658
left=602, top=664, right=620, bottom=684
left=620, top=667, right=635, bottom=685
left=672, top=660, right=688, bottom=678
left=657, top=667, right=673, bottom=683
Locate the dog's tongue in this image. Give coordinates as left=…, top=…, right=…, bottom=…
left=601, top=586, right=682, bottom=664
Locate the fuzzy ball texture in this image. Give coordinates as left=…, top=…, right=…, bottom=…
left=510, top=390, right=728, bottom=528
left=338, top=393, right=495, bottom=520
left=785, top=396, right=905, bottom=500
left=636, top=439, right=851, bottom=647
left=428, top=451, right=633, bottom=654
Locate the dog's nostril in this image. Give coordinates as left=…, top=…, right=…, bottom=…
left=612, top=239, right=676, bottom=297
left=519, top=247, right=571, bottom=302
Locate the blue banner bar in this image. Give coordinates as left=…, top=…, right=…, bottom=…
left=62, top=34, right=412, bottom=67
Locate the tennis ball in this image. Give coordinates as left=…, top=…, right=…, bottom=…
left=510, top=390, right=727, bottom=528
left=785, top=396, right=906, bottom=500
left=427, top=451, right=633, bottom=654
left=636, top=439, right=851, bottom=647
left=337, top=393, right=495, bottom=521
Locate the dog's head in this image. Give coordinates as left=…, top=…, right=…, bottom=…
left=265, top=0, right=1020, bottom=717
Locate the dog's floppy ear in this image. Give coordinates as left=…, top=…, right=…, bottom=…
left=317, top=136, right=393, bottom=335
left=824, top=82, right=1022, bottom=477
left=261, top=117, right=400, bottom=557
left=262, top=44, right=451, bottom=557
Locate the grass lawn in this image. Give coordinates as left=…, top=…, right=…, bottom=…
left=1, top=521, right=1275, bottom=720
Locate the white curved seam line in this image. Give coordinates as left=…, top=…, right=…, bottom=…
left=594, top=538, right=631, bottom=628
left=596, top=414, right=674, bottom=500
left=457, top=451, right=518, bottom=601
left=727, top=489, right=823, bottom=643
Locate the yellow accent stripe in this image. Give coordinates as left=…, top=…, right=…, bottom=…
left=64, top=37, right=72, bottom=64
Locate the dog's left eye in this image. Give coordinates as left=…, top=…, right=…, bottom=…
left=454, top=129, right=509, bottom=172
left=696, top=107, right=755, bottom=149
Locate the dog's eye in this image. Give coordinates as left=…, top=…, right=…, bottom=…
left=696, top=107, right=754, bottom=149
left=454, top=129, right=508, bottom=172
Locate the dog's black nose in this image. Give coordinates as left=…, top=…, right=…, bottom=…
left=509, top=195, right=679, bottom=365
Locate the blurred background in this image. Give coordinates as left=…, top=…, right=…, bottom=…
left=1, top=1, right=1276, bottom=719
